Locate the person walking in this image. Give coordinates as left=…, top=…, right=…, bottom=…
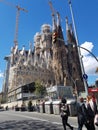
left=90, top=95, right=97, bottom=115
left=94, top=110, right=98, bottom=127
left=60, top=98, right=73, bottom=130
left=77, top=97, right=90, bottom=130
left=86, top=95, right=97, bottom=130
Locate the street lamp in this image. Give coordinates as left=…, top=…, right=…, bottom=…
left=68, top=0, right=88, bottom=96
left=69, top=76, right=79, bottom=97
left=74, top=79, right=79, bottom=97
left=64, top=70, right=79, bottom=97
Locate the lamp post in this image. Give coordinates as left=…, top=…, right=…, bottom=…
left=74, top=79, right=79, bottom=97
left=69, top=76, right=79, bottom=97
left=68, top=0, right=88, bottom=96
left=65, top=69, right=79, bottom=97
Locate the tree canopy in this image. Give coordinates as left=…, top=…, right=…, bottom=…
left=34, top=80, right=46, bottom=98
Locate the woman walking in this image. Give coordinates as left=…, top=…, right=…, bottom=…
left=60, top=98, right=73, bottom=130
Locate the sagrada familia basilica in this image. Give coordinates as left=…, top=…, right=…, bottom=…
left=2, top=10, right=85, bottom=102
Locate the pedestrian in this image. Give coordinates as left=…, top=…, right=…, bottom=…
left=86, top=95, right=97, bottom=130
left=94, top=110, right=98, bottom=127
left=60, top=98, right=73, bottom=130
left=90, top=95, right=97, bottom=115
left=77, top=97, right=90, bottom=130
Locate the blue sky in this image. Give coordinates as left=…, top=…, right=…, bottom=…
left=0, top=0, right=98, bottom=92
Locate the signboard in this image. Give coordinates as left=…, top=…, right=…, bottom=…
left=47, top=85, right=73, bottom=99
left=83, top=74, right=88, bottom=80
left=57, top=86, right=73, bottom=98
left=88, top=88, right=98, bottom=93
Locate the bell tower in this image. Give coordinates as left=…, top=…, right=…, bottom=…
left=66, top=17, right=85, bottom=93
left=52, top=12, right=69, bottom=86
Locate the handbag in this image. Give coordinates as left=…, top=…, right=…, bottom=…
left=60, top=104, right=68, bottom=117
left=60, top=111, right=67, bottom=117
left=94, top=114, right=98, bottom=126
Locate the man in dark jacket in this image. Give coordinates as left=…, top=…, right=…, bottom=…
left=77, top=97, right=90, bottom=130
left=86, top=96, right=97, bottom=130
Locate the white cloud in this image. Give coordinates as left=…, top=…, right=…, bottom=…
left=80, top=41, right=98, bottom=75
left=80, top=41, right=94, bottom=56
left=0, top=70, right=4, bottom=78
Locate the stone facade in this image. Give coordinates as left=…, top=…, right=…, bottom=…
left=3, top=13, right=85, bottom=102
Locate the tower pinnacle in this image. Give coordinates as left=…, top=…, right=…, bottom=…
left=57, top=12, right=61, bottom=27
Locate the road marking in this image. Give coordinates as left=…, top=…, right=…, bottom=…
left=2, top=112, right=62, bottom=125
left=3, top=112, right=48, bottom=122
left=2, top=112, right=81, bottom=129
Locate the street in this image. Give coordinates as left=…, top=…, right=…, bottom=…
left=0, top=110, right=88, bottom=130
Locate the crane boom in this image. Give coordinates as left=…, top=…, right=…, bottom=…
left=16, top=5, right=28, bottom=13
left=48, top=1, right=56, bottom=17
left=0, top=0, right=28, bottom=46
left=49, top=1, right=58, bottom=31
left=14, top=5, right=28, bottom=46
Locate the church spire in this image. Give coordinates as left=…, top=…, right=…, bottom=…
left=27, top=41, right=33, bottom=65
left=66, top=17, right=69, bottom=31
left=20, top=45, right=26, bottom=56
left=66, top=17, right=73, bottom=43
left=52, top=13, right=57, bottom=31
left=29, top=41, right=32, bottom=52
left=57, top=12, right=61, bottom=27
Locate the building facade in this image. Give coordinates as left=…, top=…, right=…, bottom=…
left=3, top=13, right=85, bottom=102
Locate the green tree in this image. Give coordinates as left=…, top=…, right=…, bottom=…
left=35, top=80, right=47, bottom=98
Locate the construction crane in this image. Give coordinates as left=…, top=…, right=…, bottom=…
left=48, top=1, right=56, bottom=18
left=14, top=5, right=28, bottom=46
left=0, top=0, right=28, bottom=46
left=48, top=1, right=58, bottom=31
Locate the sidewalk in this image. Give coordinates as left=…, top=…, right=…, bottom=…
left=9, top=110, right=87, bottom=130
left=68, top=116, right=87, bottom=130
left=32, top=111, right=87, bottom=130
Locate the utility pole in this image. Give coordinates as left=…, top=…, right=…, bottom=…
left=68, top=0, right=88, bottom=96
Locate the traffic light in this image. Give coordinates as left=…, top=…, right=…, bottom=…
left=52, top=32, right=58, bottom=43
